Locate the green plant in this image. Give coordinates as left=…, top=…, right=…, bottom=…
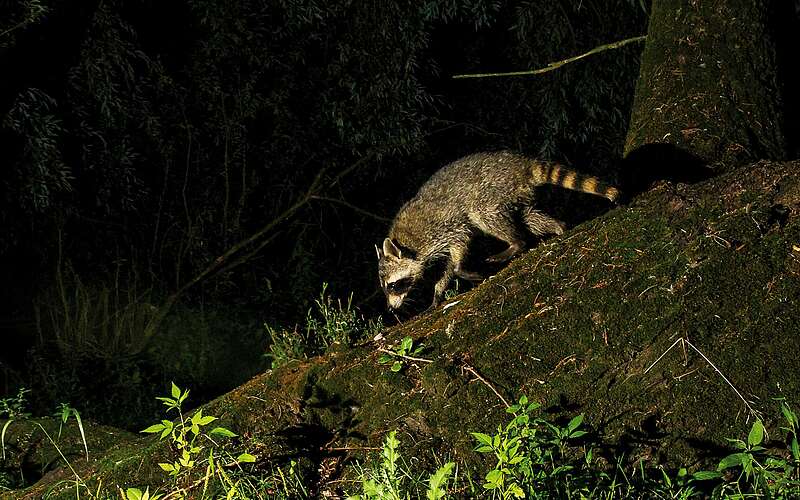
left=120, top=486, right=163, bottom=500
left=55, top=402, right=89, bottom=461
left=378, top=336, right=425, bottom=372
left=265, top=283, right=383, bottom=368
left=263, top=323, right=309, bottom=370
left=219, top=458, right=310, bottom=499
left=348, top=430, right=455, bottom=500
left=426, top=462, right=456, bottom=500
left=38, top=259, right=156, bottom=360
left=648, top=465, right=698, bottom=499
left=443, top=279, right=460, bottom=301
left=271, top=459, right=309, bottom=498
left=0, top=0, right=48, bottom=40
left=25, top=260, right=172, bottom=431
left=359, top=430, right=403, bottom=499
left=544, top=413, right=587, bottom=457
left=141, top=382, right=251, bottom=479
left=782, top=401, right=800, bottom=476
left=0, top=387, right=30, bottom=419
left=718, top=420, right=772, bottom=483
left=308, top=283, right=365, bottom=346
left=472, top=395, right=596, bottom=498
left=1, top=390, right=94, bottom=494
left=1, top=388, right=31, bottom=460
left=467, top=396, right=800, bottom=498
left=690, top=402, right=800, bottom=497
left=31, top=421, right=90, bottom=495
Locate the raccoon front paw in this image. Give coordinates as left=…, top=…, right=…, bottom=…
left=486, top=243, right=523, bottom=263
left=454, top=267, right=482, bottom=281
left=486, top=252, right=512, bottom=264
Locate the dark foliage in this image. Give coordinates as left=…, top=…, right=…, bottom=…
left=0, top=0, right=646, bottom=427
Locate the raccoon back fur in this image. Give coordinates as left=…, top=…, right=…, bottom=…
left=375, top=151, right=619, bottom=310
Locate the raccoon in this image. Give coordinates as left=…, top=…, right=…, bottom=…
left=375, top=151, right=619, bottom=310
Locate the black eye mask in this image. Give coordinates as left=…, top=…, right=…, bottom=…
left=387, top=278, right=412, bottom=294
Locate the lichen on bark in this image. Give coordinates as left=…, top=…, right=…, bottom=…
left=624, top=0, right=792, bottom=179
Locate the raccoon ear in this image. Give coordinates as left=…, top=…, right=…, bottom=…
left=375, top=244, right=383, bottom=260
left=382, top=238, right=401, bottom=259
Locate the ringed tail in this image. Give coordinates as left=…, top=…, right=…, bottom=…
left=530, top=161, right=619, bottom=203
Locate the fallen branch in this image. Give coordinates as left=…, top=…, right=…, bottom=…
left=310, top=195, right=391, bottom=222
left=452, top=35, right=646, bottom=79
left=462, top=363, right=511, bottom=409
left=376, top=348, right=433, bottom=364
left=139, top=156, right=374, bottom=351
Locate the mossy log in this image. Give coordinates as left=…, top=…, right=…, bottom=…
left=0, top=418, right=137, bottom=494
left=6, top=160, right=800, bottom=497
left=624, top=0, right=794, bottom=184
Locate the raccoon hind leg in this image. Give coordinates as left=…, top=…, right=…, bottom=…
left=469, top=211, right=526, bottom=263
left=522, top=206, right=565, bottom=237
left=449, top=244, right=482, bottom=281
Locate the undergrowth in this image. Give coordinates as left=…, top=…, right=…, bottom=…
left=21, top=261, right=266, bottom=430
left=2, top=386, right=799, bottom=498
left=4, top=276, right=799, bottom=497
left=264, top=283, right=383, bottom=369
left=344, top=397, right=800, bottom=499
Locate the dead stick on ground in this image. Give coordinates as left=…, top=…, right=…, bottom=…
left=644, top=336, right=761, bottom=422
left=462, top=363, right=511, bottom=409
left=452, top=35, right=646, bottom=79
left=322, top=446, right=382, bottom=452
left=377, top=348, right=433, bottom=364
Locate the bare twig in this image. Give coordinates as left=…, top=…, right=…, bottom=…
left=330, top=154, right=373, bottom=188
left=215, top=232, right=281, bottom=278
left=683, top=338, right=760, bottom=422
left=644, top=336, right=760, bottom=422
left=462, top=363, right=511, bottom=409
left=310, top=195, right=391, bottom=222
left=377, top=348, right=433, bottom=364
left=322, top=446, right=381, bottom=452
left=638, top=284, right=658, bottom=298
left=453, top=35, right=646, bottom=79
left=140, top=155, right=374, bottom=350
left=644, top=337, right=684, bottom=375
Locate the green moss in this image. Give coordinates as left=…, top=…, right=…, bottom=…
left=12, top=160, right=800, bottom=496
left=625, top=0, right=789, bottom=166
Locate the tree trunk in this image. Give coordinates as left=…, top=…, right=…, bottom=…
left=623, top=0, right=796, bottom=188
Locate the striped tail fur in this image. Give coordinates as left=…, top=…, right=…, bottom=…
left=530, top=161, right=619, bottom=202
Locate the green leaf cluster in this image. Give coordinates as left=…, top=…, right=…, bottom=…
left=690, top=401, right=800, bottom=496
left=121, top=487, right=163, bottom=500
left=348, top=430, right=455, bottom=500
left=141, top=382, right=238, bottom=478
left=471, top=397, right=800, bottom=498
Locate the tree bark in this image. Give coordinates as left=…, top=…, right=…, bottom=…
left=624, top=0, right=796, bottom=187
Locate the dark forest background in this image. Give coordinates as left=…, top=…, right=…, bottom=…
left=0, top=0, right=648, bottom=429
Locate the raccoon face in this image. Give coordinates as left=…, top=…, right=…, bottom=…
left=376, top=238, right=423, bottom=310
